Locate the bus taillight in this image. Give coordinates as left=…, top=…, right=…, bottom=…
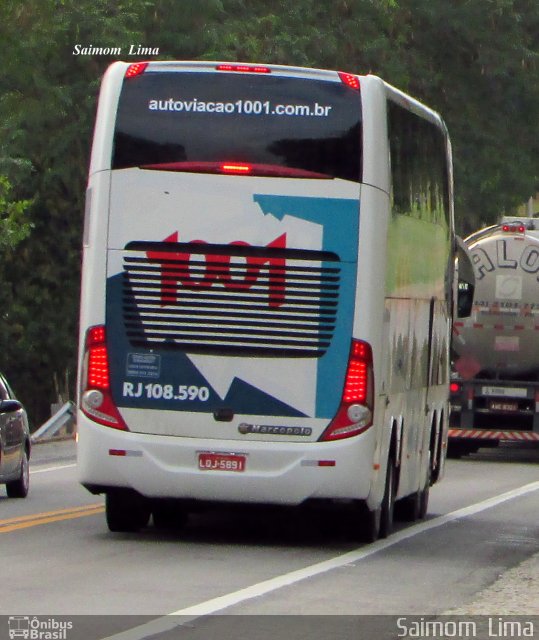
left=220, top=163, right=252, bottom=174
left=338, top=72, right=360, bottom=90
left=216, top=64, right=271, bottom=73
left=81, top=325, right=128, bottom=430
left=125, top=62, right=148, bottom=78
left=320, top=340, right=374, bottom=441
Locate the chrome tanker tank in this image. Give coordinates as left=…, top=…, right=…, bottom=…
left=452, top=217, right=539, bottom=380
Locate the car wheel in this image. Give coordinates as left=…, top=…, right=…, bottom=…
left=6, top=449, right=29, bottom=498
left=106, top=489, right=151, bottom=532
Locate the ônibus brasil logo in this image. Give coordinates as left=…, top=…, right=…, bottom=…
left=146, top=232, right=287, bottom=308
left=8, top=616, right=73, bottom=640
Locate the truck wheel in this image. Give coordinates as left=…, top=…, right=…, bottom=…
left=447, top=442, right=479, bottom=458
left=447, top=442, right=463, bottom=458
left=106, top=489, right=151, bottom=532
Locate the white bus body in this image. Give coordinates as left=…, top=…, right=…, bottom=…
left=77, top=61, right=454, bottom=540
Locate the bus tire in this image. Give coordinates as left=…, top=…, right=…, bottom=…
left=353, top=457, right=396, bottom=543
left=354, top=501, right=381, bottom=543
left=106, top=489, right=151, bottom=532
left=152, top=501, right=188, bottom=531
left=395, top=491, right=421, bottom=522
left=418, top=454, right=432, bottom=520
left=379, top=459, right=396, bottom=538
left=397, top=449, right=431, bottom=522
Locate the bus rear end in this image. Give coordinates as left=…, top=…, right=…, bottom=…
left=78, top=61, right=372, bottom=529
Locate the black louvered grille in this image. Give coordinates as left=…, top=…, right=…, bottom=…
left=122, top=242, right=341, bottom=357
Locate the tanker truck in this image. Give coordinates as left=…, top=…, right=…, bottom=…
left=449, top=215, right=539, bottom=456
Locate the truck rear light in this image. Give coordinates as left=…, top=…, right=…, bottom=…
left=502, top=224, right=525, bottom=233
left=320, top=340, right=374, bottom=441
left=81, top=325, right=128, bottom=430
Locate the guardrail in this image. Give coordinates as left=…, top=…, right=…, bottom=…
left=31, top=401, right=75, bottom=443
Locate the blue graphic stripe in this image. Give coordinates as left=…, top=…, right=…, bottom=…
left=254, top=195, right=360, bottom=418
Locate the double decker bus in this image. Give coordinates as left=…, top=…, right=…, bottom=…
left=78, top=61, right=455, bottom=541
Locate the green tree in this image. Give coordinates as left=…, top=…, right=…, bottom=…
left=378, top=0, right=539, bottom=233
left=0, top=177, right=33, bottom=250
left=0, top=0, right=226, bottom=425
left=0, top=0, right=537, bottom=425
left=206, top=0, right=539, bottom=232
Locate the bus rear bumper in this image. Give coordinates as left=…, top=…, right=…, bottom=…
left=77, top=416, right=376, bottom=506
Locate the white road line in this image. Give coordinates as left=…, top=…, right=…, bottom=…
left=30, top=463, right=76, bottom=474
left=102, top=479, right=539, bottom=640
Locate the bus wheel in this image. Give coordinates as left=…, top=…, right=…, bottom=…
left=379, top=459, right=396, bottom=538
left=395, top=452, right=430, bottom=522
left=354, top=501, right=381, bottom=543
left=152, top=501, right=188, bottom=531
left=106, top=489, right=151, bottom=532
left=395, top=491, right=420, bottom=522
left=353, top=458, right=395, bottom=543
left=418, top=456, right=431, bottom=520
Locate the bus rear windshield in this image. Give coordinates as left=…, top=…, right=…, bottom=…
left=113, top=71, right=362, bottom=182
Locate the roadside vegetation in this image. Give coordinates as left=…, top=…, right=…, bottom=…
left=0, top=0, right=537, bottom=425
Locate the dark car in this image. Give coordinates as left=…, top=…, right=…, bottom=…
left=0, top=374, right=30, bottom=498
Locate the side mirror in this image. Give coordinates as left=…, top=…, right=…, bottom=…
left=455, top=236, right=475, bottom=318
left=0, top=399, right=22, bottom=414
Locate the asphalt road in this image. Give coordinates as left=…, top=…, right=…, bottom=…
left=2, top=440, right=539, bottom=639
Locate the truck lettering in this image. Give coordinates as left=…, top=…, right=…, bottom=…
left=520, top=245, right=539, bottom=274
left=496, top=239, right=517, bottom=268
left=473, top=240, right=539, bottom=280
left=472, top=248, right=495, bottom=279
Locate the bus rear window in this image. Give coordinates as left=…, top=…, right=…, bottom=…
left=113, top=72, right=362, bottom=182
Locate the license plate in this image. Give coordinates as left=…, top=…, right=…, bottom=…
left=198, top=452, right=246, bottom=472
left=489, top=401, right=519, bottom=412
left=482, top=386, right=527, bottom=398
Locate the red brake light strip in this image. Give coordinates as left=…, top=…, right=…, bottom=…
left=140, top=161, right=331, bottom=179
left=216, top=64, right=271, bottom=73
